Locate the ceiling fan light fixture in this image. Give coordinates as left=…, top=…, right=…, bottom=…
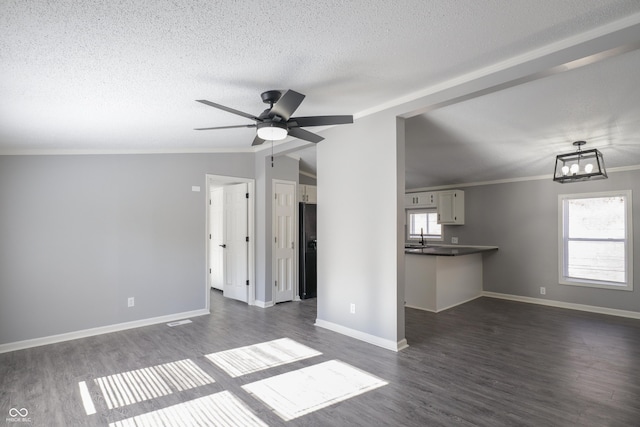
left=195, top=89, right=352, bottom=145
left=257, top=121, right=288, bottom=141
left=553, top=140, right=607, bottom=183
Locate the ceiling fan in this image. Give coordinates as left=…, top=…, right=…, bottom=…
left=195, top=89, right=353, bottom=146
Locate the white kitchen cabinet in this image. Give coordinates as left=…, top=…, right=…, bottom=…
left=405, top=192, right=436, bottom=208
left=437, top=190, right=464, bottom=225
left=299, top=185, right=317, bottom=203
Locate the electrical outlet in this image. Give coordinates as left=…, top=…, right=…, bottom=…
left=350, top=303, right=356, bottom=314
left=540, top=287, right=546, bottom=295
left=128, top=297, right=135, bottom=307
left=451, top=237, right=459, bottom=244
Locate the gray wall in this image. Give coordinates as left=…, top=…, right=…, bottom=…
left=0, top=153, right=254, bottom=344
left=446, top=168, right=640, bottom=313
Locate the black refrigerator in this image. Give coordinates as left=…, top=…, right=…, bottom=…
left=299, top=202, right=317, bottom=299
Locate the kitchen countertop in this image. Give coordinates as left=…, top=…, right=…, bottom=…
left=405, top=245, right=498, bottom=256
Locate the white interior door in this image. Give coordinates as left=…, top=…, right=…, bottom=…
left=273, top=181, right=296, bottom=303
left=210, top=187, right=224, bottom=290
left=223, top=183, right=249, bottom=303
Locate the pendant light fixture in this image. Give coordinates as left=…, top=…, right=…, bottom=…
left=553, top=141, right=607, bottom=183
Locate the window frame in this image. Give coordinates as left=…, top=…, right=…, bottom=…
left=558, top=190, right=633, bottom=291
left=406, top=208, right=443, bottom=243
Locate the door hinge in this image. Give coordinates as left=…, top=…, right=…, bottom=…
left=246, top=236, right=249, bottom=242
left=246, top=280, right=249, bottom=286
left=246, top=192, right=249, bottom=199
left=209, top=234, right=211, bottom=239
left=275, top=193, right=277, bottom=200
left=274, top=280, right=277, bottom=287
left=209, top=268, right=211, bottom=274
left=275, top=236, right=277, bottom=243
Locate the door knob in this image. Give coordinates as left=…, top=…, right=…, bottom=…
left=219, top=244, right=226, bottom=248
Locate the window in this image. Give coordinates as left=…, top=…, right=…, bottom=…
left=407, top=209, right=442, bottom=242
left=558, top=190, right=633, bottom=290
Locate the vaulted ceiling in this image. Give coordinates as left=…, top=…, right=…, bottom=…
left=2, top=1, right=640, bottom=187
left=405, top=46, right=640, bottom=188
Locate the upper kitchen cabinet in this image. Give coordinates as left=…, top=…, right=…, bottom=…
left=299, top=184, right=317, bottom=203
left=437, top=190, right=464, bottom=225
left=405, top=191, right=437, bottom=208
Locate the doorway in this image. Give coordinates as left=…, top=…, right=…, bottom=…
left=272, top=179, right=297, bottom=303
left=206, top=175, right=255, bottom=311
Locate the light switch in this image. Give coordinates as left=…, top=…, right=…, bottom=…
left=191, top=186, right=201, bottom=192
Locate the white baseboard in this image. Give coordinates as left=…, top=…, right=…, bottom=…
left=483, top=291, right=640, bottom=320
left=0, top=309, right=210, bottom=354
left=405, top=294, right=483, bottom=313
left=254, top=300, right=274, bottom=308
left=436, top=294, right=483, bottom=313
left=404, top=304, right=436, bottom=313
left=314, top=319, right=408, bottom=352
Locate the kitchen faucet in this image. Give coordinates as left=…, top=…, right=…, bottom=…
left=420, top=230, right=425, bottom=246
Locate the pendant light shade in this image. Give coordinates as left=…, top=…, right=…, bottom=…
left=553, top=141, right=607, bottom=183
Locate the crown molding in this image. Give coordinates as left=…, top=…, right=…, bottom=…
left=0, top=146, right=259, bottom=156
left=407, top=164, right=640, bottom=192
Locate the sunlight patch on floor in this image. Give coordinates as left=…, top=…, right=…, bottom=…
left=94, top=359, right=215, bottom=410
left=108, top=390, right=267, bottom=427
left=205, top=337, right=321, bottom=378
left=242, top=359, right=388, bottom=421
left=78, top=381, right=96, bottom=415
left=82, top=338, right=388, bottom=424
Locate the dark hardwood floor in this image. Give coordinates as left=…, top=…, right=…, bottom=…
left=2, top=291, right=639, bottom=426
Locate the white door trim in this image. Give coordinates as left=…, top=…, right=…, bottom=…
left=205, top=175, right=255, bottom=311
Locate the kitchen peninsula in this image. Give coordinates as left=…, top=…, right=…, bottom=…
left=405, top=245, right=498, bottom=312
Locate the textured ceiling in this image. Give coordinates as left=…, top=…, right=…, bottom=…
left=1, top=1, right=640, bottom=184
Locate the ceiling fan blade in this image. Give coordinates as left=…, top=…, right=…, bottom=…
left=288, top=127, right=324, bottom=143
left=194, top=124, right=257, bottom=131
left=269, top=90, right=305, bottom=121
left=251, top=135, right=266, bottom=146
left=289, top=115, right=353, bottom=127
left=196, top=100, right=260, bottom=121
